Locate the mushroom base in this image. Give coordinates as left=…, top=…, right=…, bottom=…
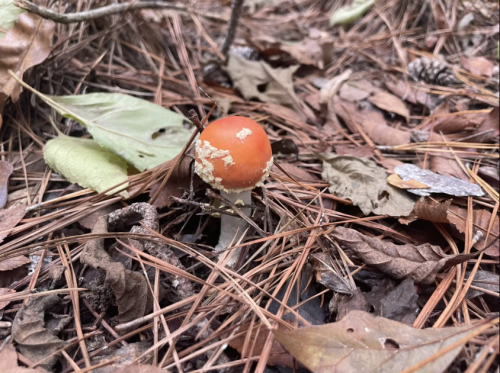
left=214, top=190, right=251, bottom=267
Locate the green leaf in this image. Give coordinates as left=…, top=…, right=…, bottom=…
left=329, top=0, right=375, bottom=26
left=274, top=310, right=492, bottom=373
left=44, top=135, right=129, bottom=198
left=40, top=92, right=192, bottom=171
left=0, top=0, right=25, bottom=38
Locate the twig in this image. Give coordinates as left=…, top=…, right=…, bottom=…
left=14, top=0, right=188, bottom=24
left=220, top=0, right=245, bottom=58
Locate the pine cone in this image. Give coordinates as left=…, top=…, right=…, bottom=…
left=407, top=57, right=459, bottom=86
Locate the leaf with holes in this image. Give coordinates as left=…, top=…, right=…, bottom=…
left=44, top=135, right=129, bottom=197
left=27, top=89, right=193, bottom=171
left=274, top=310, right=489, bottom=373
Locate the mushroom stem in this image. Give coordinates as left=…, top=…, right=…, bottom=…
left=215, top=190, right=251, bottom=267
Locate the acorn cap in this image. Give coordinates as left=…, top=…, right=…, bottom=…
left=194, top=116, right=273, bottom=193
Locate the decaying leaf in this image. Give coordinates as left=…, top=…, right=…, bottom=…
left=447, top=206, right=499, bottom=257
left=394, top=164, right=484, bottom=197
left=281, top=39, right=324, bottom=68
left=229, top=322, right=295, bottom=368
left=274, top=310, right=485, bottom=373
left=331, top=226, right=472, bottom=285
left=225, top=53, right=299, bottom=106
left=461, top=56, right=494, bottom=77
left=472, top=107, right=499, bottom=141
left=321, top=155, right=415, bottom=217
left=368, top=91, right=410, bottom=122
left=386, top=79, right=439, bottom=110
left=0, top=205, right=25, bottom=243
left=0, top=13, right=54, bottom=102
left=34, top=92, right=193, bottom=171
left=429, top=156, right=469, bottom=181
left=0, top=255, right=30, bottom=271
left=80, top=216, right=152, bottom=323
left=0, top=0, right=25, bottom=38
left=0, top=160, right=13, bottom=209
left=404, top=197, right=451, bottom=224
left=338, top=80, right=374, bottom=102
left=272, top=162, right=318, bottom=182
left=89, top=342, right=152, bottom=373
left=44, top=135, right=129, bottom=198
left=112, top=365, right=171, bottom=373
left=387, top=173, right=430, bottom=190
left=335, top=144, right=374, bottom=158
left=330, top=288, right=368, bottom=321
left=0, top=340, right=45, bottom=373
left=464, top=270, right=499, bottom=299
left=12, top=294, right=70, bottom=370
left=432, top=110, right=488, bottom=133
left=374, top=278, right=419, bottom=324
left=329, top=0, right=375, bottom=26
left=310, top=252, right=354, bottom=295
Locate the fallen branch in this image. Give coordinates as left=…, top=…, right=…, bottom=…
left=13, top=0, right=188, bottom=24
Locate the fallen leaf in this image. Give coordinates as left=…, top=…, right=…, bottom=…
left=0, top=13, right=54, bottom=103
left=112, top=365, right=171, bottom=373
left=321, top=155, right=415, bottom=217
left=44, top=135, right=129, bottom=198
left=32, top=91, right=193, bottom=171
left=78, top=203, right=122, bottom=230
left=330, top=288, right=368, bottom=321
left=331, top=226, right=472, bottom=285
left=433, top=111, right=486, bottom=133
left=329, top=0, right=375, bottom=26
left=335, top=144, right=374, bottom=158
left=431, top=0, right=448, bottom=29
left=0, top=160, right=13, bottom=209
left=229, top=322, right=295, bottom=368
left=272, top=162, right=318, bottom=182
left=89, top=342, right=152, bottom=373
left=80, top=216, right=152, bottom=323
left=0, top=339, right=45, bottom=373
left=310, top=252, right=354, bottom=295
left=0, top=205, right=25, bottom=243
left=0, top=287, right=15, bottom=309
left=472, top=107, right=499, bottom=140
left=368, top=91, right=410, bottom=122
left=429, top=156, right=469, bottom=181
left=319, top=69, right=352, bottom=107
left=375, top=278, right=419, bottom=324
left=12, top=294, right=70, bottom=370
left=338, top=80, right=375, bottom=102
left=4, top=186, right=37, bottom=209
left=281, top=39, right=324, bottom=68
left=387, top=173, right=430, bottom=189
left=0, top=255, right=30, bottom=271
left=447, top=206, right=499, bottom=257
left=378, top=158, right=404, bottom=174
left=461, top=57, right=494, bottom=77
left=333, top=97, right=411, bottom=146
left=274, top=310, right=484, bottom=373
left=225, top=53, right=299, bottom=106
left=386, top=79, right=439, bottom=110
left=464, top=270, right=499, bottom=299
left=407, top=197, right=451, bottom=224
left=0, top=0, right=25, bottom=38
left=394, top=164, right=484, bottom=197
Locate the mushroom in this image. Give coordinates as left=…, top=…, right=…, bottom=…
left=194, top=116, right=273, bottom=267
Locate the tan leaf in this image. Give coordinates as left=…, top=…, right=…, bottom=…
left=0, top=13, right=55, bottom=102
left=274, top=310, right=486, bottom=373
left=368, top=91, right=410, bottom=122
left=430, top=156, right=469, bottom=181
left=386, top=79, right=436, bottom=110
left=461, top=57, right=494, bottom=77
left=271, top=162, right=318, bottom=182
left=413, top=197, right=451, bottom=223
left=433, top=111, right=485, bottom=133
left=0, top=160, right=13, bottom=209
left=387, top=173, right=430, bottom=189
left=112, top=365, right=171, bottom=373
left=281, top=39, right=323, bottom=68
left=229, top=322, right=295, bottom=368
left=310, top=252, right=354, bottom=295
left=0, top=288, right=15, bottom=310
left=335, top=144, right=374, bottom=158
left=0, top=205, right=26, bottom=243
left=0, top=255, right=30, bottom=271
left=338, top=80, right=375, bottom=102
left=331, top=226, right=472, bottom=285
left=0, top=340, right=46, bottom=373
left=378, top=158, right=404, bottom=174
left=472, top=107, right=499, bottom=141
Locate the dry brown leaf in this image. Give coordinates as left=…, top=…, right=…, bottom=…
left=272, top=162, right=318, bottom=182
left=368, top=91, right=410, bottom=122
left=80, top=216, right=153, bottom=323
left=331, top=226, right=472, bottom=285
left=433, top=111, right=485, bottom=133
left=281, top=39, right=324, bottom=68
left=0, top=13, right=55, bottom=103
left=447, top=206, right=499, bottom=257
left=461, top=57, right=494, bottom=77
left=12, top=295, right=70, bottom=370
left=378, top=158, right=404, bottom=174
left=387, top=174, right=430, bottom=189
left=335, top=144, right=374, bottom=158
left=90, top=342, right=153, bottom=373
left=0, top=255, right=31, bottom=271
left=429, top=156, right=469, bottom=181
left=112, top=365, right=171, bottom=373
left=431, top=0, right=448, bottom=29
left=310, top=252, right=354, bottom=295
left=0, top=340, right=46, bottom=373
left=0, top=205, right=26, bottom=243
left=472, top=107, right=499, bottom=141
left=274, top=310, right=485, bottom=373
left=0, top=288, right=15, bottom=310
left=229, top=322, right=295, bottom=368
left=386, top=79, right=437, bottom=110
left=78, top=203, right=122, bottom=230
left=412, top=197, right=451, bottom=224
left=338, top=80, right=375, bottom=102
left=0, top=161, right=13, bottom=209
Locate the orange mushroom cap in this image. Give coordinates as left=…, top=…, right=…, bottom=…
left=194, top=116, right=273, bottom=193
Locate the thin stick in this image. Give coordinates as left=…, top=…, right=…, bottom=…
left=220, top=0, right=245, bottom=58
left=14, top=0, right=188, bottom=24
